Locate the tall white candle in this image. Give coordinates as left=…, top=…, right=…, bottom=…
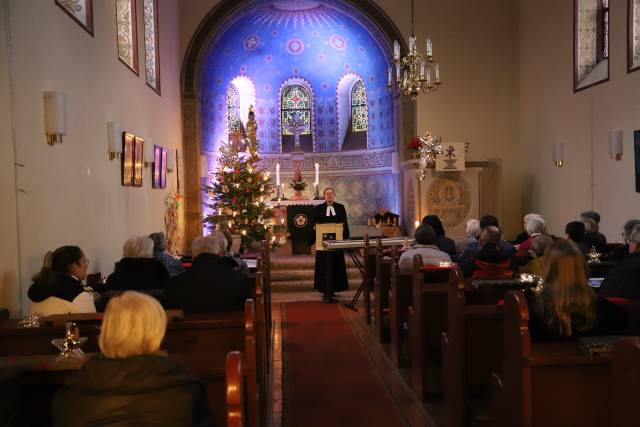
left=314, top=162, right=319, bottom=185
left=426, top=37, right=433, bottom=57
left=435, top=63, right=440, bottom=83
left=276, top=163, right=280, bottom=186
left=388, top=66, right=393, bottom=87
left=393, top=40, right=400, bottom=60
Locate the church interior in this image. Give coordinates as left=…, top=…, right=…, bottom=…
left=1, top=0, right=640, bottom=426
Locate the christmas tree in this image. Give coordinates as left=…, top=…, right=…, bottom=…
left=203, top=109, right=276, bottom=247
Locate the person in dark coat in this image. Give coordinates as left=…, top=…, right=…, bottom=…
left=580, top=217, right=607, bottom=254
left=54, top=291, right=214, bottom=427
left=421, top=215, right=456, bottom=257
left=106, top=236, right=169, bottom=291
left=565, top=221, right=589, bottom=255
left=460, top=226, right=517, bottom=279
left=310, top=187, right=350, bottom=302
left=165, top=233, right=251, bottom=312
left=460, top=215, right=515, bottom=263
left=599, top=224, right=640, bottom=300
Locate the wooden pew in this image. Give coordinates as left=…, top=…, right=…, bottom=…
left=490, top=291, right=613, bottom=427
left=0, top=300, right=265, bottom=427
left=389, top=247, right=413, bottom=368
left=226, top=350, right=246, bottom=427
left=362, top=234, right=376, bottom=325
left=441, top=269, right=511, bottom=427
left=373, top=239, right=392, bottom=343
left=612, top=337, right=640, bottom=427
left=408, top=254, right=451, bottom=400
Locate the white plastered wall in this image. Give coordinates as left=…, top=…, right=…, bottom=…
left=2, top=0, right=182, bottom=315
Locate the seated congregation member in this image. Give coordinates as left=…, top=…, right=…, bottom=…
left=54, top=291, right=214, bottom=427
left=513, top=213, right=542, bottom=245
left=598, top=224, right=640, bottom=300
left=421, top=215, right=456, bottom=257
left=371, top=207, right=399, bottom=226
left=166, top=233, right=251, bottom=312
left=398, top=225, right=451, bottom=273
left=456, top=218, right=480, bottom=254
left=460, top=226, right=517, bottom=279
left=565, top=221, right=588, bottom=255
left=580, top=210, right=601, bottom=225
left=526, top=239, right=598, bottom=341
left=149, top=232, right=184, bottom=276
left=613, top=219, right=640, bottom=260
left=460, top=215, right=515, bottom=263
left=520, top=234, right=554, bottom=277
left=581, top=217, right=607, bottom=254
left=221, top=230, right=249, bottom=274
left=28, top=246, right=96, bottom=315
left=106, top=236, right=169, bottom=291
left=517, top=214, right=546, bottom=253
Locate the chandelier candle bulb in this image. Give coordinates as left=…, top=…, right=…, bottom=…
left=388, top=66, right=393, bottom=87
left=396, top=63, right=401, bottom=82
left=394, top=40, right=400, bottom=60
left=315, top=162, right=319, bottom=185
left=426, top=37, right=433, bottom=58
left=275, top=163, right=280, bottom=186
left=420, top=61, right=426, bottom=80
left=409, top=35, right=416, bottom=52
left=435, top=64, right=440, bottom=83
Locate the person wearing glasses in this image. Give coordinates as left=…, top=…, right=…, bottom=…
left=28, top=245, right=96, bottom=315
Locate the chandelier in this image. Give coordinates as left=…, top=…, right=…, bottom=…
left=387, top=0, right=442, bottom=101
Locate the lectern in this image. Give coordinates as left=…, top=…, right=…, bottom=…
left=316, top=223, right=344, bottom=303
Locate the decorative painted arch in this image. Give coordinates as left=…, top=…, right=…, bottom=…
left=278, top=76, right=316, bottom=153
left=180, top=0, right=415, bottom=245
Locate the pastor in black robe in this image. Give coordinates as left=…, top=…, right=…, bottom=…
left=310, top=202, right=350, bottom=293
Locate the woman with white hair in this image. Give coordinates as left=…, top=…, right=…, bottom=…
left=456, top=219, right=481, bottom=253
left=517, top=215, right=547, bottom=253
left=514, top=213, right=542, bottom=244
left=106, top=236, right=169, bottom=291
left=581, top=217, right=607, bottom=254
left=54, top=291, right=214, bottom=426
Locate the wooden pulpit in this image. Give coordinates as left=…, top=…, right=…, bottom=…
left=315, top=223, right=343, bottom=251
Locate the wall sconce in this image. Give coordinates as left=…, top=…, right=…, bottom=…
left=200, top=154, right=209, bottom=178
left=609, top=130, right=623, bottom=160
left=553, top=142, right=564, bottom=167
left=44, top=91, right=66, bottom=145
left=144, top=138, right=154, bottom=168
left=107, top=121, right=122, bottom=160
left=166, top=149, right=175, bottom=173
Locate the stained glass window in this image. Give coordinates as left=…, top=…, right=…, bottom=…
left=351, top=80, right=368, bottom=132
left=281, top=85, right=311, bottom=136
left=227, top=85, right=241, bottom=133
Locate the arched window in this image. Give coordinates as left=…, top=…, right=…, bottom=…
left=280, top=84, right=313, bottom=152
left=226, top=84, right=241, bottom=133
left=281, top=85, right=311, bottom=136
left=350, top=80, right=368, bottom=132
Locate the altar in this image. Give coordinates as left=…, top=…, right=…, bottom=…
left=271, top=199, right=324, bottom=255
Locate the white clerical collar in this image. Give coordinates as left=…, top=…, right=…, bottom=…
left=326, top=205, right=336, bottom=216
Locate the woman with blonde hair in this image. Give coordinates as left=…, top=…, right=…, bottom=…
left=54, top=291, right=214, bottom=426
left=527, top=239, right=598, bottom=340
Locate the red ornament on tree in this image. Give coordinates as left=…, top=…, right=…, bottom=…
left=232, top=197, right=237, bottom=205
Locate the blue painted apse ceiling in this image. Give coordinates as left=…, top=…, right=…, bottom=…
left=200, top=0, right=395, bottom=154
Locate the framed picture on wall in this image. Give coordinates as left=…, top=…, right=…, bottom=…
left=161, top=147, right=167, bottom=188
left=574, top=0, right=610, bottom=91
left=55, top=0, right=94, bottom=36
left=152, top=146, right=167, bottom=189
left=629, top=0, right=640, bottom=73
left=635, top=130, right=640, bottom=192
left=121, top=132, right=135, bottom=186
left=133, top=136, right=144, bottom=187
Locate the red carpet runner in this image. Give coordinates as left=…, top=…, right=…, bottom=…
left=283, top=301, right=406, bottom=427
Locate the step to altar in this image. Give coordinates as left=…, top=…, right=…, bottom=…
left=269, top=254, right=361, bottom=293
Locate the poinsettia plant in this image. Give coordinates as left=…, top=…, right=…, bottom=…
left=408, top=137, right=422, bottom=150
